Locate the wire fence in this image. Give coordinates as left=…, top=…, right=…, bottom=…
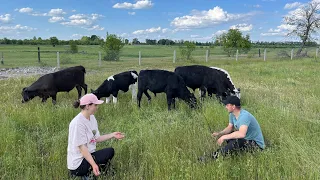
left=0, top=46, right=319, bottom=69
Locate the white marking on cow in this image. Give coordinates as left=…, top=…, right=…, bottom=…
left=107, top=75, right=115, bottom=81
left=130, top=82, right=138, bottom=101
left=131, top=72, right=138, bottom=79
left=106, top=95, right=112, bottom=103
left=113, top=97, right=118, bottom=103
left=210, top=67, right=240, bottom=98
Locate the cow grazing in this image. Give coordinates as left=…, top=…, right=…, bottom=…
left=21, top=65, right=87, bottom=104
left=174, top=65, right=240, bottom=101
left=91, top=71, right=138, bottom=104
left=137, top=69, right=197, bottom=110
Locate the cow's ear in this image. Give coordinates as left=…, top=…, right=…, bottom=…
left=237, top=88, right=241, bottom=92
left=23, top=87, right=27, bottom=91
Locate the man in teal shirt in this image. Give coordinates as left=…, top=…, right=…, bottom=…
left=200, top=96, right=265, bottom=161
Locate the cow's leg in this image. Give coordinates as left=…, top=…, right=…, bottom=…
left=41, top=97, right=48, bottom=103
left=144, top=91, right=152, bottom=104
left=112, top=91, right=118, bottom=104
left=166, top=93, right=173, bottom=111
left=52, top=94, right=57, bottom=105
left=76, top=85, right=82, bottom=99
left=200, top=86, right=207, bottom=101
left=137, top=89, right=143, bottom=108
left=172, top=98, right=176, bottom=109
left=81, top=84, right=88, bottom=94
left=106, top=95, right=112, bottom=104
left=131, top=82, right=138, bottom=101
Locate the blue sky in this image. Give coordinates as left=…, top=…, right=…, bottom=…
left=0, top=0, right=318, bottom=42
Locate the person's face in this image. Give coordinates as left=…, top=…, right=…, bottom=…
left=225, top=104, right=235, bottom=113
left=86, top=104, right=98, bottom=115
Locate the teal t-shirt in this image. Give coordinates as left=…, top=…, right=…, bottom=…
left=229, top=109, right=265, bottom=149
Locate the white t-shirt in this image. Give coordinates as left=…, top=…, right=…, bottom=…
left=67, top=113, right=101, bottom=170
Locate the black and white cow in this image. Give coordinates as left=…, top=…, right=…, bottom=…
left=91, top=70, right=138, bottom=104
left=21, top=65, right=87, bottom=104
left=174, top=65, right=240, bottom=100
left=137, top=69, right=197, bottom=110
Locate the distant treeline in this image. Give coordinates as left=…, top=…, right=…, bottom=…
left=0, top=36, right=318, bottom=48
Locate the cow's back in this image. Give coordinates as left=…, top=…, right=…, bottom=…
left=52, top=68, right=85, bottom=91
left=138, top=70, right=172, bottom=92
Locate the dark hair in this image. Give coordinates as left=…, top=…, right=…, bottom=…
left=73, top=100, right=93, bottom=109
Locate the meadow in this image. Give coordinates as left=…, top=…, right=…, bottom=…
left=0, top=45, right=320, bottom=179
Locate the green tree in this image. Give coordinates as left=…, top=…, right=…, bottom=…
left=69, top=40, right=78, bottom=54
left=179, top=41, right=196, bottom=61
left=101, top=33, right=124, bottom=61
left=80, top=36, right=90, bottom=45
left=125, top=39, right=129, bottom=45
left=219, top=29, right=251, bottom=57
left=50, top=37, right=59, bottom=47
left=132, top=38, right=140, bottom=45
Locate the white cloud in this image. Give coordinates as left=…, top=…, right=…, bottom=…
left=49, top=16, right=65, bottom=23
left=0, top=24, right=36, bottom=33
left=190, top=35, right=199, bottom=38
left=277, top=24, right=296, bottom=31
left=31, top=13, right=48, bottom=16
left=18, top=7, right=33, bottom=13
left=253, top=4, right=262, bottom=8
left=72, top=9, right=76, bottom=12
left=213, top=30, right=227, bottom=36
left=85, top=25, right=104, bottom=31
left=268, top=28, right=281, bottom=33
left=230, top=23, right=253, bottom=32
left=128, top=12, right=136, bottom=15
left=260, top=24, right=296, bottom=36
left=119, top=33, right=129, bottom=37
left=284, top=2, right=302, bottom=9
left=0, top=14, right=13, bottom=23
left=162, top=28, right=171, bottom=33
left=48, top=9, right=66, bottom=17
left=260, top=32, right=285, bottom=36
left=71, top=34, right=85, bottom=39
left=61, top=13, right=104, bottom=31
left=113, top=0, right=153, bottom=9
left=133, top=27, right=161, bottom=34
left=171, top=6, right=257, bottom=29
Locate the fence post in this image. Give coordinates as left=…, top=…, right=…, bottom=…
left=206, top=49, right=209, bottom=62
left=316, top=47, right=319, bottom=59
left=1, top=52, right=3, bottom=65
left=38, top=47, right=40, bottom=63
left=139, top=51, right=141, bottom=66
left=264, top=49, right=266, bottom=61
left=259, top=48, right=261, bottom=57
left=57, top=52, right=60, bottom=69
left=173, top=50, right=176, bottom=63
left=98, top=51, right=101, bottom=67
left=236, top=49, right=239, bottom=61
left=291, top=49, right=293, bottom=60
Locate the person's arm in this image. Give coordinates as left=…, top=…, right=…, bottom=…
left=96, top=132, right=125, bottom=143
left=79, top=145, right=100, bottom=176
left=212, top=123, right=234, bottom=137
left=217, top=125, right=248, bottom=145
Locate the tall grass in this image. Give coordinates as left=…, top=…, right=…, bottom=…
left=0, top=47, right=320, bottom=179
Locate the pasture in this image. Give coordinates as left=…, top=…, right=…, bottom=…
left=0, top=45, right=320, bottom=179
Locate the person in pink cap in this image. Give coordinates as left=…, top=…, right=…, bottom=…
left=67, top=93, right=125, bottom=178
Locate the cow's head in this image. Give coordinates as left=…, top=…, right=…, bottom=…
left=180, top=89, right=197, bottom=109
left=21, top=87, right=37, bottom=103
left=91, top=89, right=103, bottom=100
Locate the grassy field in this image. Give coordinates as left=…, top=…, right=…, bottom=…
left=0, top=45, right=320, bottom=179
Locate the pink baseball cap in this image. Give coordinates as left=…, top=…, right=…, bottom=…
left=80, top=93, right=104, bottom=105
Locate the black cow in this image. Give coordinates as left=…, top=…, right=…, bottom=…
left=91, top=71, right=138, bottom=104
left=21, top=66, right=87, bottom=104
left=137, top=69, right=197, bottom=110
left=174, top=65, right=240, bottom=101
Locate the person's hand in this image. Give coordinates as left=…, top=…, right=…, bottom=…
left=211, top=132, right=220, bottom=137
left=92, top=164, right=100, bottom=176
left=217, top=136, right=226, bottom=146
left=113, top=132, right=125, bottom=140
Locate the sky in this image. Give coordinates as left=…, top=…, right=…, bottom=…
left=0, top=0, right=319, bottom=43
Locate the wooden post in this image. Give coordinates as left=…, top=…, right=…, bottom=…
left=38, top=47, right=40, bottom=63
left=291, top=49, right=293, bottom=60
left=316, top=47, right=319, bottom=59
left=1, top=52, right=3, bottom=65
left=57, top=52, right=60, bottom=69
left=259, top=49, right=261, bottom=57
left=139, top=51, right=141, bottom=66
left=264, top=49, right=266, bottom=61
left=206, top=49, right=209, bottom=62
left=173, top=50, right=176, bottom=63
left=98, top=51, right=101, bottom=67
left=236, top=49, right=239, bottom=61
